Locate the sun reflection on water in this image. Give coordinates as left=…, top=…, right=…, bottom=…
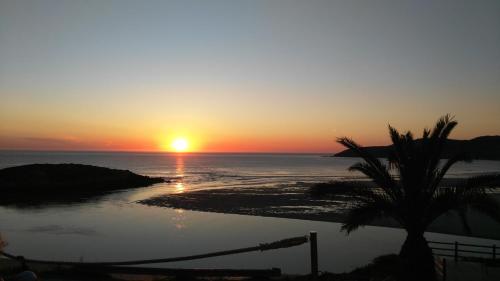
left=175, top=156, right=184, bottom=177
left=174, top=155, right=186, bottom=193
left=172, top=209, right=186, bottom=229
left=175, top=182, right=185, bottom=193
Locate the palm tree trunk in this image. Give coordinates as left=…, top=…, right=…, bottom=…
left=399, top=231, right=435, bottom=281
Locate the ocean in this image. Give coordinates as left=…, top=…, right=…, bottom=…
left=0, top=151, right=499, bottom=274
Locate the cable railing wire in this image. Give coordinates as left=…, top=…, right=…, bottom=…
left=0, top=235, right=309, bottom=267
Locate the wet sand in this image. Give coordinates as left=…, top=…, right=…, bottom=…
left=140, top=183, right=352, bottom=222
left=139, top=182, right=500, bottom=240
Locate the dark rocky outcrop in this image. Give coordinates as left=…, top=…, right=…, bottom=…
left=0, top=163, right=164, bottom=206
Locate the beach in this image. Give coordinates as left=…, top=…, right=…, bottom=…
left=140, top=180, right=500, bottom=240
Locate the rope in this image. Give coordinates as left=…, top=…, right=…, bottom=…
left=1, top=235, right=308, bottom=266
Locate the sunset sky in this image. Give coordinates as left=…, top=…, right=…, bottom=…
left=1, top=0, right=499, bottom=153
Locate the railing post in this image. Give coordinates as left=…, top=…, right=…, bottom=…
left=309, top=231, right=318, bottom=280
left=493, top=244, right=496, bottom=260
left=454, top=242, right=458, bottom=262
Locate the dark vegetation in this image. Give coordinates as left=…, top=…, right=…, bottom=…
left=0, top=164, right=164, bottom=206
left=334, top=135, right=500, bottom=160
left=329, top=115, right=500, bottom=281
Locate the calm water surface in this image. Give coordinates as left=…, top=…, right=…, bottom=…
left=0, top=152, right=499, bottom=274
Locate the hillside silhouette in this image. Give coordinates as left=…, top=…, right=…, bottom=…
left=334, top=136, right=500, bottom=160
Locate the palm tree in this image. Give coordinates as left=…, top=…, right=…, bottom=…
left=337, top=115, right=500, bottom=281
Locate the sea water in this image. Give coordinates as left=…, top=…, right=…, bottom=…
left=0, top=151, right=499, bottom=273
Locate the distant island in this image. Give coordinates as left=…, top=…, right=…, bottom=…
left=0, top=163, right=165, bottom=206
left=334, top=135, right=500, bottom=160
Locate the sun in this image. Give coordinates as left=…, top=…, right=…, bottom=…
left=171, top=138, right=189, bottom=152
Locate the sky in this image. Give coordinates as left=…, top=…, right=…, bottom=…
left=1, top=0, right=499, bottom=153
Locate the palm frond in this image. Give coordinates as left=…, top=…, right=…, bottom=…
left=337, top=137, right=399, bottom=199
left=426, top=183, right=500, bottom=230
left=426, top=115, right=457, bottom=174
left=342, top=187, right=403, bottom=233
left=341, top=198, right=398, bottom=233
left=426, top=152, right=471, bottom=199
left=348, top=162, right=400, bottom=200
left=337, top=137, right=387, bottom=172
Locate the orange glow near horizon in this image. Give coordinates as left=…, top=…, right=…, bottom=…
left=0, top=118, right=494, bottom=154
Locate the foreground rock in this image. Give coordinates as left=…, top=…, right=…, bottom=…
left=0, top=164, right=164, bottom=206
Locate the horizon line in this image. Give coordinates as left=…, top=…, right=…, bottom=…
left=0, top=149, right=335, bottom=155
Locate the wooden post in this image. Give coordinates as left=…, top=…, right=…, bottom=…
left=454, top=242, right=458, bottom=262
left=493, top=244, right=496, bottom=260
left=309, top=231, right=318, bottom=279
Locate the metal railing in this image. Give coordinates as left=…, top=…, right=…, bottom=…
left=429, top=240, right=497, bottom=261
